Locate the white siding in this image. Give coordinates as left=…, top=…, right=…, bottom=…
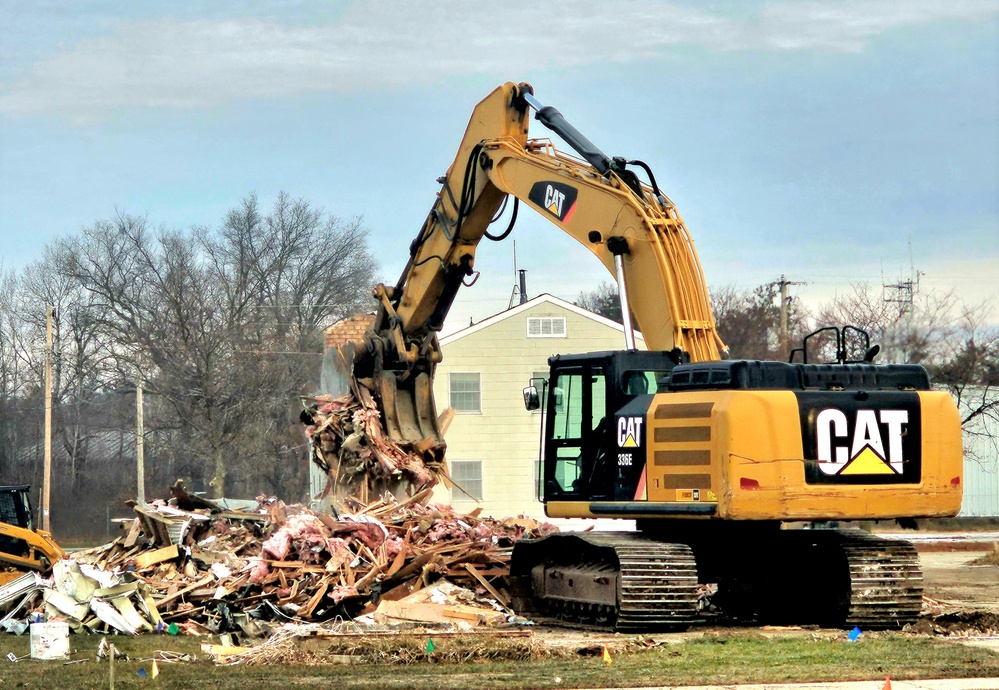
left=433, top=295, right=644, bottom=519
left=959, top=399, right=999, bottom=517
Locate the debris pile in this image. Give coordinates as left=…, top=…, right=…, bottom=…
left=302, top=382, right=447, bottom=500
left=913, top=597, right=999, bottom=637
left=0, top=488, right=557, bottom=637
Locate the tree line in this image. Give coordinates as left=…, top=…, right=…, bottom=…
left=0, top=192, right=376, bottom=540
left=578, top=280, right=999, bottom=465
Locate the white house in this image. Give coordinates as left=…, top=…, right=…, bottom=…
left=430, top=293, right=643, bottom=518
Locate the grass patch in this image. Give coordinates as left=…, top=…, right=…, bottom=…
left=0, top=630, right=996, bottom=689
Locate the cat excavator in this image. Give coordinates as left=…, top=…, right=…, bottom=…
left=348, top=82, right=963, bottom=630
left=0, top=485, right=64, bottom=586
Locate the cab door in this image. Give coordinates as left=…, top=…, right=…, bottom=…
left=543, top=364, right=607, bottom=500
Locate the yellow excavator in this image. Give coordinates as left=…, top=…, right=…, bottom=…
left=349, top=82, right=963, bottom=630
left=0, top=485, right=64, bottom=586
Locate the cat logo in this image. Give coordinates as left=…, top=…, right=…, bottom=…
left=527, top=181, right=578, bottom=223
left=544, top=185, right=565, bottom=217
left=617, top=416, right=643, bottom=448
left=815, top=408, right=907, bottom=476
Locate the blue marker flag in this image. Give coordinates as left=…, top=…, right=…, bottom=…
left=847, top=626, right=862, bottom=642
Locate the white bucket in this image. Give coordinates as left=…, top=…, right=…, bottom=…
left=29, top=622, right=70, bottom=661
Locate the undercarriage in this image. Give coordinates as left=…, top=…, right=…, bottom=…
left=509, top=525, right=922, bottom=631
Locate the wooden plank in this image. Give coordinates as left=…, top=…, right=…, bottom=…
left=374, top=601, right=450, bottom=624
left=123, top=519, right=144, bottom=548
left=385, top=537, right=410, bottom=578
left=153, top=576, right=214, bottom=608
left=316, top=513, right=339, bottom=531
left=133, top=544, right=179, bottom=569
left=374, top=601, right=505, bottom=626
left=354, top=561, right=383, bottom=592
left=298, top=579, right=330, bottom=619
left=390, top=552, right=434, bottom=582
left=313, top=629, right=532, bottom=640
left=464, top=564, right=510, bottom=607
left=437, top=407, right=456, bottom=435
left=443, top=605, right=506, bottom=624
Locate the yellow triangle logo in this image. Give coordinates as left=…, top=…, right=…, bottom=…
left=547, top=202, right=559, bottom=215
left=840, top=446, right=896, bottom=475
left=622, top=434, right=638, bottom=448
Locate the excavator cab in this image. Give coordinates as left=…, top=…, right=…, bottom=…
left=538, top=350, right=679, bottom=503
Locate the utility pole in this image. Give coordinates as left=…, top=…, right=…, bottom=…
left=43, top=306, right=53, bottom=532
left=136, top=385, right=145, bottom=503
left=883, top=270, right=919, bottom=362
left=773, top=275, right=806, bottom=361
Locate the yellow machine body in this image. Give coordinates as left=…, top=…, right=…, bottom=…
left=544, top=388, right=963, bottom=521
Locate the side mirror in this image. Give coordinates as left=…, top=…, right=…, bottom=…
left=523, top=385, right=540, bottom=411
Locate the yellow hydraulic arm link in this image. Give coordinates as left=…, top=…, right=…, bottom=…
left=355, top=81, right=725, bottom=455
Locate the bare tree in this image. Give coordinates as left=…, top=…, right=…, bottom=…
left=13, top=245, right=120, bottom=497
left=59, top=195, right=376, bottom=498
left=710, top=284, right=809, bottom=361
left=816, top=283, right=998, bottom=466
left=816, top=283, right=960, bottom=364
left=0, top=266, right=28, bottom=480
left=575, top=282, right=623, bottom=323
left=576, top=281, right=810, bottom=361
left=925, top=305, right=999, bottom=466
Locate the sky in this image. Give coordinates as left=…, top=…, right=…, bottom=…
left=1, top=0, right=997, bottom=337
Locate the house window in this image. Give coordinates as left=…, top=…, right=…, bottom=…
left=449, top=373, right=481, bottom=412
left=451, top=460, right=483, bottom=501
left=527, top=317, right=566, bottom=338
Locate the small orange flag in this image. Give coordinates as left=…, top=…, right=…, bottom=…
left=602, top=647, right=612, bottom=665
left=882, top=676, right=891, bottom=690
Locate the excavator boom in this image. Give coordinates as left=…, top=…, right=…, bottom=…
left=351, top=82, right=724, bottom=457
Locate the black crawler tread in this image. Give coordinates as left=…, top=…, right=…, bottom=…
left=837, top=530, right=923, bottom=629
left=523, top=532, right=699, bottom=632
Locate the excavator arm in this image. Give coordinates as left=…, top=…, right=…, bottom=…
left=351, top=81, right=725, bottom=458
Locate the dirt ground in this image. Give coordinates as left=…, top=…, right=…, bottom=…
left=921, top=549, right=999, bottom=612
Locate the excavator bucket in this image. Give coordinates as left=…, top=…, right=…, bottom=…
left=328, top=325, right=446, bottom=460
left=376, top=369, right=445, bottom=457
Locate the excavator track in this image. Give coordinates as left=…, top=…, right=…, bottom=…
left=710, top=528, right=923, bottom=629
left=509, top=532, right=698, bottom=632
left=838, top=531, right=922, bottom=629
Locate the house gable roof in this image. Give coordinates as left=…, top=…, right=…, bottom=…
left=439, top=293, right=644, bottom=346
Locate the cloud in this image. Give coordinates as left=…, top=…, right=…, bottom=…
left=1, top=0, right=996, bottom=119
